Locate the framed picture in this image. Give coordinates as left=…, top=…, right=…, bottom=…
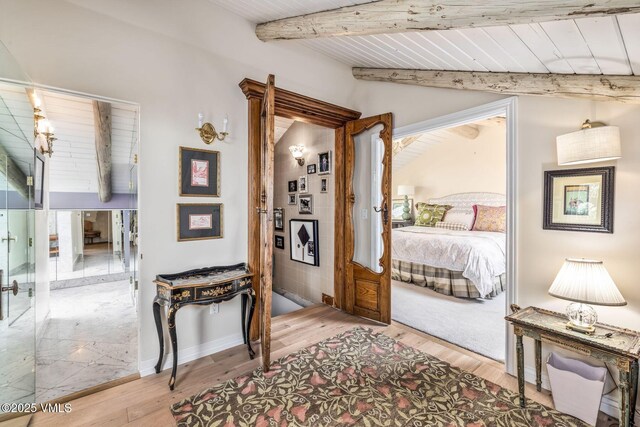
left=288, top=180, right=298, bottom=193
left=298, top=175, right=308, bottom=193
left=307, top=164, right=316, bottom=174
left=318, top=151, right=332, bottom=175
left=34, top=149, right=45, bottom=209
left=543, top=167, right=614, bottom=233
left=177, top=203, right=223, bottom=241
left=275, top=235, right=285, bottom=250
left=320, top=178, right=328, bottom=193
left=274, top=208, right=284, bottom=231
left=179, top=147, right=220, bottom=197
left=288, top=194, right=297, bottom=205
left=299, top=194, right=313, bottom=214
left=391, top=198, right=413, bottom=220
left=289, top=219, right=319, bottom=266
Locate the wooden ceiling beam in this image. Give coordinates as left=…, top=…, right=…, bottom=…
left=255, top=0, right=640, bottom=41
left=352, top=68, right=640, bottom=103
left=93, top=100, right=112, bottom=203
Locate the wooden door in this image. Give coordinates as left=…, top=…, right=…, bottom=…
left=344, top=114, right=393, bottom=323
left=259, top=74, right=275, bottom=371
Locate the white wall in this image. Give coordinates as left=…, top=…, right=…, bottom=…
left=393, top=125, right=506, bottom=203
left=0, top=0, right=357, bottom=371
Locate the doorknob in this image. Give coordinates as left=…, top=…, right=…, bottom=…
left=373, top=204, right=389, bottom=225
left=1, top=280, right=19, bottom=297
left=1, top=233, right=17, bottom=242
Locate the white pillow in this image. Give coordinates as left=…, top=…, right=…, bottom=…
left=442, top=207, right=475, bottom=230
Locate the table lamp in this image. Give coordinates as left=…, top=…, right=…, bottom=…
left=397, top=185, right=415, bottom=221
left=548, top=258, right=626, bottom=334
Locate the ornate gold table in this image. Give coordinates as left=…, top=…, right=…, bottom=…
left=153, top=263, right=255, bottom=390
left=505, top=305, right=640, bottom=427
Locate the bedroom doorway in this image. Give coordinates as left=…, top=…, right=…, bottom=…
left=389, top=98, right=517, bottom=371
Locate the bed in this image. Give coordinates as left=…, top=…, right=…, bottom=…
left=391, top=192, right=506, bottom=299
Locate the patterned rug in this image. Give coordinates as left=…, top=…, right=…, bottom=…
left=171, top=327, right=587, bottom=426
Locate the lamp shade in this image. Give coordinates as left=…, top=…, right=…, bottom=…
left=288, top=145, right=304, bottom=159
left=548, top=259, right=626, bottom=306
left=556, top=125, right=621, bottom=166
left=397, top=185, right=415, bottom=196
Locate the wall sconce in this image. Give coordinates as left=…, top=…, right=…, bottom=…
left=40, top=120, right=56, bottom=157
left=289, top=145, right=305, bottom=166
left=33, top=97, right=55, bottom=157
left=556, top=119, right=621, bottom=166
left=196, top=113, right=228, bottom=144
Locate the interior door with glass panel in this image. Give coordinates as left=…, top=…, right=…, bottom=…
left=345, top=113, right=392, bottom=323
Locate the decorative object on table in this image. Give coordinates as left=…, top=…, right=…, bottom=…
left=505, top=305, right=639, bottom=427
left=414, top=203, right=452, bottom=227
left=287, top=180, right=297, bottom=192
left=176, top=203, right=223, bottom=241
left=274, top=235, right=285, bottom=249
left=298, top=194, right=313, bottom=214
left=317, top=150, right=331, bottom=175
left=289, top=145, right=305, bottom=166
left=307, top=163, right=316, bottom=174
left=172, top=327, right=587, bottom=427
left=543, top=167, right=614, bottom=233
left=546, top=352, right=607, bottom=425
left=391, top=198, right=412, bottom=221
left=287, top=194, right=296, bottom=205
left=195, top=112, right=228, bottom=144
left=179, top=147, right=220, bottom=197
left=34, top=149, right=45, bottom=209
left=548, top=258, right=626, bottom=334
left=289, top=219, right=319, bottom=266
left=298, top=175, right=308, bottom=193
left=557, top=119, right=621, bottom=166
left=396, top=185, right=415, bottom=221
left=273, top=208, right=284, bottom=231
left=320, top=178, right=328, bottom=193
left=154, top=263, right=254, bottom=390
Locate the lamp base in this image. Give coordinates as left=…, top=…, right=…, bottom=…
left=402, top=195, right=412, bottom=221
left=565, top=321, right=596, bottom=335
left=565, top=302, right=597, bottom=335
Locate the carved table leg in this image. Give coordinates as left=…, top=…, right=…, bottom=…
left=153, top=297, right=164, bottom=374
left=620, top=367, right=631, bottom=427
left=535, top=339, right=542, bottom=392
left=245, top=291, right=256, bottom=359
left=168, top=303, right=180, bottom=390
left=516, top=334, right=525, bottom=408
left=631, top=360, right=638, bottom=426
left=241, top=292, right=248, bottom=345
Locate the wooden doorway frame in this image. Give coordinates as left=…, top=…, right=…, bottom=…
left=239, top=78, right=361, bottom=340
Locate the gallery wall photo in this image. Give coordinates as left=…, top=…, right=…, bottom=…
left=289, top=219, right=319, bottom=266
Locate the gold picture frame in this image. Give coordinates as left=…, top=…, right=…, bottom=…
left=179, top=147, right=221, bottom=197
left=177, top=203, right=223, bottom=241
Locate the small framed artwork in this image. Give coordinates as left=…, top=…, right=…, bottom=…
left=179, top=147, right=220, bottom=197
left=288, top=194, right=297, bottom=205
left=543, top=167, right=614, bottom=233
left=391, top=198, right=413, bottom=220
left=320, top=178, right=328, bottom=193
left=289, top=219, right=319, bottom=266
left=177, top=203, right=223, bottom=241
left=307, top=164, right=317, bottom=174
left=274, top=208, right=284, bottom=231
left=288, top=180, right=298, bottom=192
left=299, top=175, right=308, bottom=193
left=318, top=151, right=332, bottom=175
left=34, top=149, right=45, bottom=209
left=299, top=194, right=313, bottom=214
left=275, top=235, right=285, bottom=250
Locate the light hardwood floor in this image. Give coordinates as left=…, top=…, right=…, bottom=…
left=6, top=304, right=615, bottom=426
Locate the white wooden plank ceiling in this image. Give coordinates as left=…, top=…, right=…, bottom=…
left=209, top=0, right=640, bottom=76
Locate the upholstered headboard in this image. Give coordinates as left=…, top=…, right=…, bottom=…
left=426, top=192, right=506, bottom=209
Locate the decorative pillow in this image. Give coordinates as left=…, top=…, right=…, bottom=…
left=442, top=207, right=476, bottom=230
left=472, top=205, right=506, bottom=232
left=435, top=221, right=469, bottom=231
left=414, top=204, right=452, bottom=227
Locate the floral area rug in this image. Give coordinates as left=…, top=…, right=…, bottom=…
left=171, top=327, right=586, bottom=426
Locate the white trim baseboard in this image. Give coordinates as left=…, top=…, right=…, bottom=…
left=139, top=333, right=245, bottom=377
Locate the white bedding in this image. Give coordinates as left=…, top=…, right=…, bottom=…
left=392, top=226, right=506, bottom=296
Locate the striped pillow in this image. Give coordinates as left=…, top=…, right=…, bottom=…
left=435, top=221, right=469, bottom=231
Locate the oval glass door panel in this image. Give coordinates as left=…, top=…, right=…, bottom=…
left=352, top=124, right=384, bottom=273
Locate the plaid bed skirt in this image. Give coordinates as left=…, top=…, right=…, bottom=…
left=392, top=259, right=505, bottom=299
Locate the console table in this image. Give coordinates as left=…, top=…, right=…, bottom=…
left=153, top=263, right=255, bottom=390
left=505, top=305, right=640, bottom=427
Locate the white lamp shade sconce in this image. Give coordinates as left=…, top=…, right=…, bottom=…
left=196, top=112, right=228, bottom=144
left=289, top=145, right=305, bottom=166
left=556, top=120, right=621, bottom=166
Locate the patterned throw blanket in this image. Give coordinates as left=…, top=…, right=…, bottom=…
left=392, top=226, right=506, bottom=297
left=171, top=327, right=586, bottom=427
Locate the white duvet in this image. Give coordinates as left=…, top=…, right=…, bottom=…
left=392, top=226, right=506, bottom=296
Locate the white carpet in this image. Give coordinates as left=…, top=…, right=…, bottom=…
left=391, top=280, right=506, bottom=362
